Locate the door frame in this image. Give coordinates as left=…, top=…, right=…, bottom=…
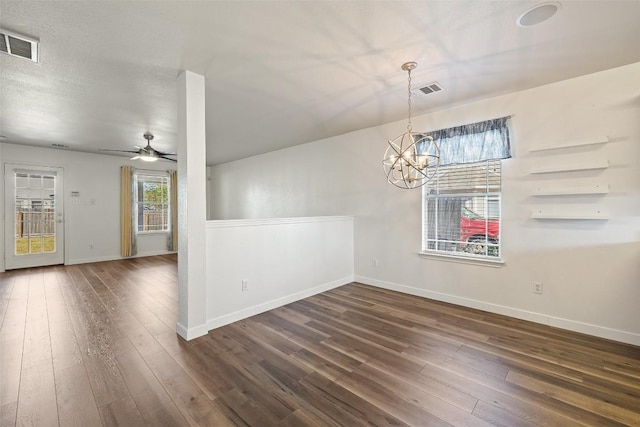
left=3, top=163, right=66, bottom=270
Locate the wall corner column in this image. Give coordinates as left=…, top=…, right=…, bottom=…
left=176, top=70, right=208, bottom=340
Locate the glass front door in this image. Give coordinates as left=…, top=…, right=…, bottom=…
left=4, top=165, right=64, bottom=269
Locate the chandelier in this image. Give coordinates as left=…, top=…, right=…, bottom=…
left=383, top=62, right=439, bottom=189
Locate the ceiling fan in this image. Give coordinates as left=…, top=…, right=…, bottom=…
left=100, top=133, right=176, bottom=162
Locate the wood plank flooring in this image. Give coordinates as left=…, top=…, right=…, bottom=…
left=1, top=255, right=639, bottom=426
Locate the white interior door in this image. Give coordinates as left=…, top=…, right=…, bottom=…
left=4, top=164, right=64, bottom=269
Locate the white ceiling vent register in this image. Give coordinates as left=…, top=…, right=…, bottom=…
left=0, top=29, right=39, bottom=63
left=417, top=82, right=443, bottom=95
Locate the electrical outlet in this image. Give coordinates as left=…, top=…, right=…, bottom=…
left=241, top=280, right=248, bottom=292
left=533, top=281, right=543, bottom=294
left=372, top=258, right=379, bottom=267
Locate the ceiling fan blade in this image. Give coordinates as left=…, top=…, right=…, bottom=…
left=102, top=134, right=176, bottom=161
left=100, top=149, right=140, bottom=154
left=155, top=151, right=176, bottom=156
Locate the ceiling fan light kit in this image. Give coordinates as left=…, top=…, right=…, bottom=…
left=136, top=155, right=158, bottom=162
left=134, top=133, right=160, bottom=162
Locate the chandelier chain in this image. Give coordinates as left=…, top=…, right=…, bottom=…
left=407, top=68, right=413, bottom=132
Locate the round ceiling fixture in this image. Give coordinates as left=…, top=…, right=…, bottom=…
left=517, top=2, right=561, bottom=27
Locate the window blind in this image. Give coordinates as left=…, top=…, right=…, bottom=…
left=426, top=160, right=501, bottom=195
left=423, top=160, right=502, bottom=258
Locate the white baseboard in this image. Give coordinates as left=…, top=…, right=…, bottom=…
left=66, top=250, right=177, bottom=266
left=355, top=275, right=640, bottom=347
left=176, top=321, right=209, bottom=341
left=206, top=275, right=354, bottom=332
left=132, top=250, right=177, bottom=258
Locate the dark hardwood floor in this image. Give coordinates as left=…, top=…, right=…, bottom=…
left=1, top=255, right=639, bottom=426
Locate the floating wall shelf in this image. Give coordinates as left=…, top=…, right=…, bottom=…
left=532, top=184, right=610, bottom=196
left=529, top=136, right=609, bottom=152
left=530, top=159, right=609, bottom=174
left=531, top=209, right=608, bottom=220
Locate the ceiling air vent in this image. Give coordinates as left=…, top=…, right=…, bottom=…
left=418, top=82, right=443, bottom=95
left=0, top=29, right=39, bottom=63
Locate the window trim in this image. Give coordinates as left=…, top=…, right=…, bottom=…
left=134, top=171, right=170, bottom=235
left=422, top=159, right=504, bottom=262
left=418, top=250, right=505, bottom=267
left=419, top=116, right=511, bottom=263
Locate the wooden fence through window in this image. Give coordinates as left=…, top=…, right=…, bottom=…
left=16, top=210, right=167, bottom=235
left=141, top=211, right=168, bottom=231
left=16, top=210, right=55, bottom=237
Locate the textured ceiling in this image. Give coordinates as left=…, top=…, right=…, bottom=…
left=1, top=1, right=639, bottom=165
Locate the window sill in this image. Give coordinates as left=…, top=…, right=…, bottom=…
left=418, top=251, right=505, bottom=268
left=136, top=231, right=169, bottom=236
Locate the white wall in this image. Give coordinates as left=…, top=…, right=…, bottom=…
left=0, top=143, right=3, bottom=271
left=0, top=143, right=176, bottom=271
left=210, top=62, right=640, bottom=345
left=206, top=166, right=212, bottom=220
left=205, top=216, right=354, bottom=330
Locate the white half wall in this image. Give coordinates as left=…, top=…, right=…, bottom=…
left=210, top=62, right=640, bottom=345
left=0, top=143, right=176, bottom=271
left=205, top=216, right=354, bottom=330
left=0, top=143, right=3, bottom=272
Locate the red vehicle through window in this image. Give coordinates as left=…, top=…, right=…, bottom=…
left=460, top=207, right=499, bottom=256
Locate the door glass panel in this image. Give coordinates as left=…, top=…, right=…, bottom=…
left=43, top=176, right=54, bottom=189
left=15, top=172, right=57, bottom=256
left=29, top=175, right=42, bottom=188
left=30, top=237, right=43, bottom=254
left=16, top=173, right=28, bottom=187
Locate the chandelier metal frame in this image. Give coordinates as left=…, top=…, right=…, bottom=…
left=383, top=62, right=440, bottom=189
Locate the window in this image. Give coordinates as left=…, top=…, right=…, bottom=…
left=14, top=172, right=56, bottom=255
left=421, top=117, right=511, bottom=260
left=134, top=172, right=170, bottom=233
left=423, top=160, right=501, bottom=258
